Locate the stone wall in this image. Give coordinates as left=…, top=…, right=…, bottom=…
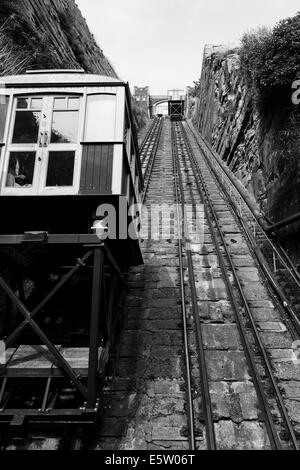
left=192, top=44, right=300, bottom=261
left=0, top=0, right=117, bottom=77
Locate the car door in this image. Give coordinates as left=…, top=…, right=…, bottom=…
left=2, top=94, right=83, bottom=196
left=38, top=95, right=83, bottom=195
left=1, top=95, right=45, bottom=195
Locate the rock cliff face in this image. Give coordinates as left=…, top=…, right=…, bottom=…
left=192, top=45, right=300, bottom=262
left=0, top=0, right=117, bottom=77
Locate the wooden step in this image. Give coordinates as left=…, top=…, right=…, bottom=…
left=0, top=345, right=90, bottom=377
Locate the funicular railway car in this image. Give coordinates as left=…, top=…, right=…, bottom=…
left=167, top=90, right=185, bottom=121
left=168, top=100, right=185, bottom=121
left=0, top=70, right=143, bottom=436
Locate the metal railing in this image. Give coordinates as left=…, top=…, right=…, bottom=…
left=186, top=121, right=300, bottom=336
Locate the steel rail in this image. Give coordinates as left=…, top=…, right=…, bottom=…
left=140, top=118, right=161, bottom=167
left=237, top=222, right=300, bottom=340
left=141, top=118, right=163, bottom=203
left=141, top=119, right=196, bottom=449
left=185, top=124, right=300, bottom=339
left=180, top=122, right=299, bottom=450
left=139, top=117, right=160, bottom=158
left=177, top=122, right=281, bottom=449
left=187, top=122, right=300, bottom=289
left=172, top=152, right=196, bottom=451
left=171, top=122, right=217, bottom=450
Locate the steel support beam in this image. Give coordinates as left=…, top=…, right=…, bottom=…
left=87, top=248, right=104, bottom=409
left=4, top=251, right=92, bottom=347
left=0, top=235, right=126, bottom=428
left=0, top=277, right=87, bottom=399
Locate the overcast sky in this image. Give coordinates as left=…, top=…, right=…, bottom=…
left=76, top=0, right=299, bottom=94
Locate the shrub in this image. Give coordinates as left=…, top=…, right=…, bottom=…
left=240, top=12, right=300, bottom=107
left=189, top=78, right=201, bottom=97
left=132, top=102, right=148, bottom=133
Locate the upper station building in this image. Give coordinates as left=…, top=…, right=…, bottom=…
left=136, top=88, right=186, bottom=118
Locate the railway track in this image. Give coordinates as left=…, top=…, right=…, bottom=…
left=94, top=119, right=194, bottom=450
left=4, top=117, right=300, bottom=450
left=139, top=117, right=161, bottom=159
left=97, top=118, right=300, bottom=450
left=172, top=121, right=299, bottom=449
left=141, top=117, right=163, bottom=203
left=140, top=118, right=162, bottom=168
left=186, top=122, right=300, bottom=335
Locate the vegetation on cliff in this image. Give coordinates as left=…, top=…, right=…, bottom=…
left=0, top=0, right=146, bottom=133
left=0, top=14, right=62, bottom=73
left=0, top=24, right=31, bottom=75
left=240, top=12, right=300, bottom=107
left=190, top=12, right=300, bottom=110
left=131, top=102, right=149, bottom=134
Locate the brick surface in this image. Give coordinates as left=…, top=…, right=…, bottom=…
left=214, top=421, right=271, bottom=450
left=202, top=324, right=242, bottom=350
left=204, top=351, right=250, bottom=381
left=95, top=119, right=298, bottom=451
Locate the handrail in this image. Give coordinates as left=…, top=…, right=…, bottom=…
left=266, top=212, right=300, bottom=233
left=185, top=121, right=300, bottom=342
left=187, top=120, right=300, bottom=288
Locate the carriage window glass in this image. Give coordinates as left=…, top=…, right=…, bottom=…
left=68, top=97, right=80, bottom=109
left=84, top=94, right=116, bottom=141
left=6, top=151, right=36, bottom=187
left=46, top=151, right=75, bottom=186
left=30, top=98, right=43, bottom=109
left=12, top=110, right=41, bottom=144
left=0, top=96, right=9, bottom=142
left=17, top=97, right=29, bottom=109
left=51, top=111, right=79, bottom=143
left=54, top=97, right=67, bottom=109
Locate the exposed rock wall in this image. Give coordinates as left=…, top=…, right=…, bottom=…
left=193, top=45, right=300, bottom=262
left=0, top=0, right=117, bottom=77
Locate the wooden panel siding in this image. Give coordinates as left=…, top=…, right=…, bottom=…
left=80, top=144, right=113, bottom=194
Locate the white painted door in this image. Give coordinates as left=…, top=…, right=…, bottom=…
left=2, top=95, right=44, bottom=195
left=2, top=94, right=82, bottom=195
left=39, top=95, right=82, bottom=195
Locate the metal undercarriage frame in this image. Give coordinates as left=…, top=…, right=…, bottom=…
left=0, top=233, right=126, bottom=434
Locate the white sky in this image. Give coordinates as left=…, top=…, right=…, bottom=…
left=76, top=0, right=300, bottom=94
